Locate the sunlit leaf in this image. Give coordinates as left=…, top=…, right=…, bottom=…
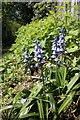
left=37, top=99, right=44, bottom=119
left=67, top=73, right=79, bottom=94
left=58, top=91, right=75, bottom=114
left=19, top=82, right=43, bottom=118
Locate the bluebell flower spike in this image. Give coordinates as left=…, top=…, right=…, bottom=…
left=35, top=63, right=39, bottom=68
left=34, top=40, right=44, bottom=61
left=41, top=59, right=46, bottom=64
left=24, top=63, right=27, bottom=67
left=54, top=35, right=59, bottom=42
left=51, top=27, right=66, bottom=62
left=60, top=27, right=66, bottom=36
left=54, top=57, right=59, bottom=62
left=47, top=65, right=51, bottom=69
left=24, top=59, right=27, bottom=63
left=35, top=40, right=38, bottom=45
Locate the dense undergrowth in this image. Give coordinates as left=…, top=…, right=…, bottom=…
left=1, top=10, right=80, bottom=120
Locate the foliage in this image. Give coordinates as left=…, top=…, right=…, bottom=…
left=1, top=8, right=80, bottom=120
left=32, top=2, right=56, bottom=21
left=2, top=2, right=35, bottom=25
left=2, top=2, right=61, bottom=48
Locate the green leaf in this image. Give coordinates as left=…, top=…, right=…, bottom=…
left=45, top=95, right=48, bottom=120
left=13, top=91, right=22, bottom=104
left=56, top=66, right=66, bottom=87
left=65, top=0, right=70, bottom=4
left=37, top=99, right=44, bottom=119
left=47, top=93, right=56, bottom=113
left=55, top=6, right=65, bottom=9
left=59, top=66, right=66, bottom=87
left=40, top=40, right=46, bottom=48
left=13, top=88, right=30, bottom=104
left=19, top=82, right=43, bottom=118
left=19, top=104, right=36, bottom=118
left=71, top=5, right=78, bottom=9
left=20, top=112, right=39, bottom=118
left=0, top=105, right=13, bottom=112
left=13, top=88, right=23, bottom=104
left=67, top=46, right=78, bottom=53
left=58, top=91, right=75, bottom=114
left=29, top=48, right=34, bottom=54
left=65, top=36, right=72, bottom=41
left=72, top=57, right=77, bottom=67
left=69, top=30, right=78, bottom=36
left=49, top=10, right=54, bottom=15
left=67, top=73, right=79, bottom=94
left=72, top=83, right=80, bottom=91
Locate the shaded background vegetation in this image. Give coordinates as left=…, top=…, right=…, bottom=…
left=2, top=2, right=79, bottom=50
left=2, top=2, right=57, bottom=50
left=2, top=2, right=34, bottom=49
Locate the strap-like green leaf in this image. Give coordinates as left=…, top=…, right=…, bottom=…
left=19, top=104, right=38, bottom=118
left=45, top=95, right=49, bottom=120
left=19, top=82, right=43, bottom=118
left=58, top=91, right=75, bottom=114
left=67, top=73, right=79, bottom=93
left=13, top=88, right=30, bottom=104
left=47, top=93, right=56, bottom=113
left=0, top=105, right=13, bottom=113
left=37, top=99, right=44, bottom=119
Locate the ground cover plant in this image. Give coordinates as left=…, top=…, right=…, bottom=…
left=1, top=8, right=80, bottom=120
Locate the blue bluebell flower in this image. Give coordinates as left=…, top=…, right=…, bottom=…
left=27, top=68, right=30, bottom=72
left=35, top=40, right=38, bottom=45
left=54, top=57, right=59, bottom=62
left=45, top=77, right=48, bottom=81
left=22, top=46, right=25, bottom=51
left=21, top=98, right=27, bottom=105
left=54, top=35, right=59, bottom=42
left=30, top=65, right=33, bottom=68
left=23, top=63, right=27, bottom=67
left=60, top=61, right=63, bottom=64
left=60, top=27, right=66, bottom=36
left=51, top=27, right=66, bottom=62
left=41, top=58, right=46, bottom=64
left=22, top=50, right=30, bottom=68
left=23, top=52, right=30, bottom=58
left=35, top=63, right=39, bottom=68
left=47, top=65, right=51, bottom=69
left=59, top=33, right=66, bottom=46
left=34, top=40, right=44, bottom=61
left=34, top=57, right=38, bottom=61
left=23, top=59, right=27, bottom=63
left=28, top=59, right=33, bottom=63
left=23, top=51, right=27, bottom=56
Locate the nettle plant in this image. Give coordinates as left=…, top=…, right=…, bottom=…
left=1, top=27, right=80, bottom=120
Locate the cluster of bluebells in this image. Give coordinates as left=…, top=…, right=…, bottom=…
left=51, top=27, right=67, bottom=62
left=34, top=40, right=46, bottom=68
left=22, top=27, right=66, bottom=73
left=22, top=40, right=46, bottom=74
left=22, top=46, right=30, bottom=67
left=22, top=46, right=32, bottom=72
